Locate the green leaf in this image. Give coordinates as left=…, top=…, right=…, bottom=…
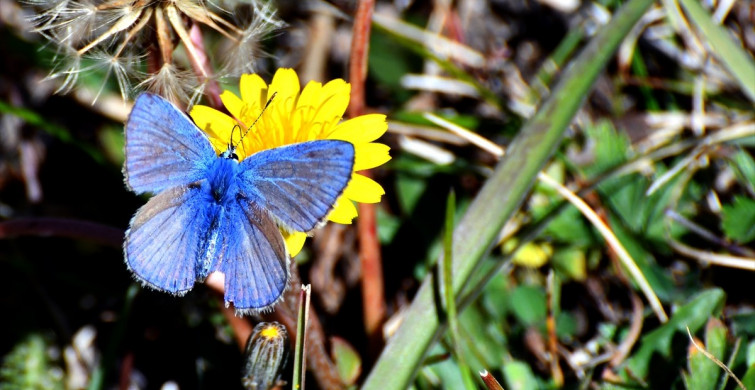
left=683, top=318, right=728, bottom=390
left=396, top=173, right=428, bottom=215
left=481, top=273, right=509, bottom=321
left=541, top=206, right=596, bottom=247
left=376, top=208, right=401, bottom=244
left=0, top=334, right=63, bottom=390
left=728, top=149, right=755, bottom=193
left=581, top=121, right=632, bottom=177
left=331, top=337, right=361, bottom=386
left=622, top=289, right=726, bottom=381
left=556, top=312, right=579, bottom=341
left=98, top=125, right=125, bottom=166
left=502, top=360, right=538, bottom=390
left=743, top=365, right=755, bottom=390
left=509, top=285, right=546, bottom=327
left=684, top=348, right=719, bottom=390
left=704, top=319, right=728, bottom=362
left=368, top=29, right=418, bottom=102
left=721, top=196, right=755, bottom=243
left=459, top=304, right=507, bottom=368
left=551, top=247, right=587, bottom=281
left=731, top=311, right=755, bottom=337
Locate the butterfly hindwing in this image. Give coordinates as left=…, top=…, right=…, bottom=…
left=218, top=198, right=289, bottom=314
left=237, top=140, right=355, bottom=232
left=124, top=93, right=216, bottom=194
left=125, top=184, right=218, bottom=294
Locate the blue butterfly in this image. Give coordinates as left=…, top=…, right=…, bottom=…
left=123, top=93, right=354, bottom=314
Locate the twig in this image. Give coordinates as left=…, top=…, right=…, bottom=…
left=669, top=239, right=755, bottom=271
left=609, top=293, right=644, bottom=367
left=665, top=209, right=755, bottom=257
left=348, top=0, right=386, bottom=347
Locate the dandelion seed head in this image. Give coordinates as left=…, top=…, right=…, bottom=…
left=26, top=0, right=281, bottom=102
left=218, top=1, right=281, bottom=78
left=138, top=63, right=199, bottom=106
left=88, top=49, right=143, bottom=101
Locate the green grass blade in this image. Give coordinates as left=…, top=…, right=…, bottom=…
left=678, top=0, right=755, bottom=103
left=362, top=0, right=654, bottom=388
left=441, top=191, right=475, bottom=389
left=292, top=284, right=311, bottom=390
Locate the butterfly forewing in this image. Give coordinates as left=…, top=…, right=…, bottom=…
left=219, top=200, right=289, bottom=314
left=125, top=185, right=217, bottom=294
left=237, top=140, right=355, bottom=232
left=124, top=93, right=216, bottom=194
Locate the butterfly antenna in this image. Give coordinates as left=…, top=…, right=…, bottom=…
left=230, top=124, right=241, bottom=145
left=233, top=92, right=278, bottom=150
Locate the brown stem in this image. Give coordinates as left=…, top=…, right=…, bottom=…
left=348, top=0, right=385, bottom=352
left=0, top=217, right=123, bottom=247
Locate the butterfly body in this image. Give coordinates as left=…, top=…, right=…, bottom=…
left=123, top=93, right=355, bottom=314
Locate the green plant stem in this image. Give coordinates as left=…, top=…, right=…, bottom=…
left=361, top=0, right=655, bottom=388
left=292, top=285, right=311, bottom=390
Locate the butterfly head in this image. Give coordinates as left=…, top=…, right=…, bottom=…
left=220, top=125, right=241, bottom=161
left=222, top=92, right=278, bottom=162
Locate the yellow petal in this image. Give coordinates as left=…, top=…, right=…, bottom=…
left=220, top=91, right=245, bottom=125
left=317, top=79, right=350, bottom=129
left=328, top=197, right=358, bottom=224
left=283, top=230, right=307, bottom=257
left=328, top=114, right=387, bottom=144
left=343, top=173, right=384, bottom=203
left=295, top=79, right=349, bottom=141
left=354, top=143, right=392, bottom=171
left=268, top=69, right=301, bottom=145
left=296, top=80, right=325, bottom=140
left=189, top=105, right=235, bottom=154
left=268, top=68, right=300, bottom=104
left=239, top=73, right=268, bottom=105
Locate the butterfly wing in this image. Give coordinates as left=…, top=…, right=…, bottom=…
left=219, top=198, right=289, bottom=314
left=237, top=140, right=355, bottom=232
left=124, top=93, right=217, bottom=194
left=124, top=183, right=217, bottom=294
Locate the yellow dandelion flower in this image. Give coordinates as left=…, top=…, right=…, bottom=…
left=190, top=68, right=390, bottom=256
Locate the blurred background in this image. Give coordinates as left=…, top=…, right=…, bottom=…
left=1, top=0, right=754, bottom=389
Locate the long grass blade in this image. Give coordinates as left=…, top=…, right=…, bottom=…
left=441, top=191, right=475, bottom=389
